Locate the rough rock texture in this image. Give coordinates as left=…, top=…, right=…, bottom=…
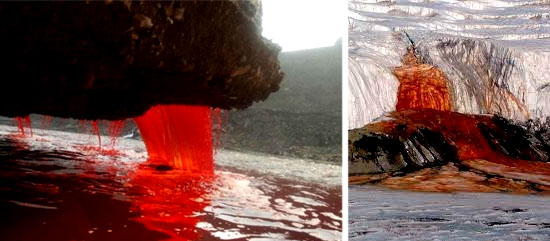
left=349, top=0, right=550, bottom=128
left=478, top=116, right=550, bottom=162
left=349, top=110, right=550, bottom=191
left=0, top=1, right=283, bottom=120
left=349, top=128, right=458, bottom=175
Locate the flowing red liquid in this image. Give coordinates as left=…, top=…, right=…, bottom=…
left=394, top=50, right=452, bottom=112
left=134, top=105, right=213, bottom=173
left=129, top=169, right=211, bottom=241
left=91, top=120, right=101, bottom=147
left=107, top=120, right=125, bottom=147
left=388, top=50, right=518, bottom=166
left=14, top=116, right=32, bottom=137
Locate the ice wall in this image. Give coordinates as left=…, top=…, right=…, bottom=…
left=349, top=0, right=550, bottom=128
left=348, top=32, right=407, bottom=129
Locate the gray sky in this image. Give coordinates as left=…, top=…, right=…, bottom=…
left=262, top=0, right=344, bottom=52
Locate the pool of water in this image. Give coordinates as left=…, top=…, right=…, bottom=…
left=0, top=125, right=341, bottom=241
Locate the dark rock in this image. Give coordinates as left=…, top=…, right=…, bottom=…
left=477, top=116, right=550, bottom=162
left=0, top=1, right=283, bottom=120
left=349, top=127, right=458, bottom=175
left=349, top=132, right=407, bottom=174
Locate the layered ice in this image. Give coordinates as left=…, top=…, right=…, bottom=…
left=349, top=0, right=550, bottom=128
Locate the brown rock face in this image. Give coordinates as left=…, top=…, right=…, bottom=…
left=0, top=1, right=283, bottom=120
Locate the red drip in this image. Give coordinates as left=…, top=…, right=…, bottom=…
left=130, top=169, right=211, bottom=240
left=14, top=116, right=32, bottom=137
left=24, top=116, right=32, bottom=137
left=134, top=105, right=213, bottom=173
left=14, top=117, right=25, bottom=136
left=107, top=120, right=125, bottom=147
left=91, top=120, right=101, bottom=147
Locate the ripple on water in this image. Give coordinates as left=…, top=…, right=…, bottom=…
left=0, top=125, right=342, bottom=241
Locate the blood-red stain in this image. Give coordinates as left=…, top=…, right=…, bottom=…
left=129, top=168, right=212, bottom=241
left=393, top=49, right=452, bottom=112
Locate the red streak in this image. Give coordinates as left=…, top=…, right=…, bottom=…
left=134, top=105, right=213, bottom=173
left=91, top=120, right=101, bottom=147
left=14, top=116, right=32, bottom=137
left=107, top=120, right=125, bottom=147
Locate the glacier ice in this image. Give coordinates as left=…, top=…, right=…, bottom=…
left=349, top=0, right=550, bottom=128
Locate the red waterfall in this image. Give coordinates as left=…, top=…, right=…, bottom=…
left=134, top=105, right=214, bottom=173
left=393, top=49, right=452, bottom=112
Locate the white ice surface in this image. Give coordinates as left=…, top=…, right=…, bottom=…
left=349, top=0, right=550, bottom=128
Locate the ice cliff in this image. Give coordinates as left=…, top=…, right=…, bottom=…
left=349, top=0, right=550, bottom=129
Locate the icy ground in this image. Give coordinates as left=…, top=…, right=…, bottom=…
left=350, top=185, right=550, bottom=241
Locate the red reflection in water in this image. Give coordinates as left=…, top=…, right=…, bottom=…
left=134, top=105, right=213, bottom=173
left=129, top=168, right=212, bottom=241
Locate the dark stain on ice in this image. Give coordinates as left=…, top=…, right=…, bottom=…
left=484, top=221, right=514, bottom=226
left=349, top=231, right=375, bottom=238
left=494, top=207, right=527, bottom=213
left=412, top=217, right=450, bottom=222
